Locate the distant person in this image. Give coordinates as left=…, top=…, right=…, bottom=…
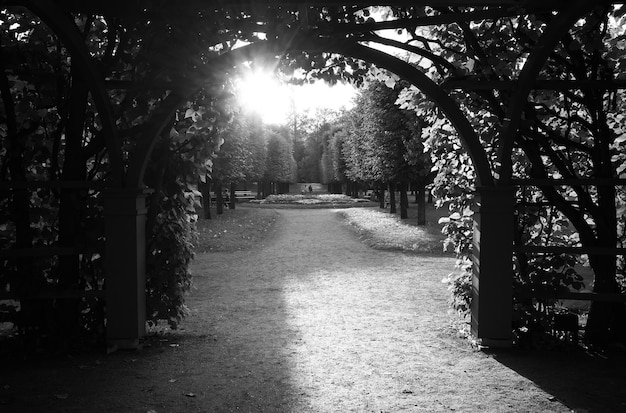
left=308, top=185, right=312, bottom=193
left=302, top=185, right=306, bottom=195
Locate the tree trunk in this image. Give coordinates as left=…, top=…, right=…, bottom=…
left=388, top=182, right=396, bottom=214
left=585, top=254, right=625, bottom=347
left=229, top=182, right=236, bottom=210
left=379, top=182, right=385, bottom=209
left=215, top=183, right=224, bottom=215
left=416, top=180, right=427, bottom=226
left=399, top=181, right=408, bottom=219
left=585, top=179, right=624, bottom=347
left=202, top=178, right=212, bottom=219
left=261, top=181, right=271, bottom=198
left=584, top=113, right=624, bottom=347
left=277, top=182, right=283, bottom=194
left=346, top=181, right=357, bottom=198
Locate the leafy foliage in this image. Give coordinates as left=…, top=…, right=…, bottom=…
left=392, top=6, right=626, bottom=345
left=263, top=127, right=297, bottom=184
left=143, top=97, right=230, bottom=328
left=5, top=0, right=626, bottom=348
left=318, top=80, right=429, bottom=192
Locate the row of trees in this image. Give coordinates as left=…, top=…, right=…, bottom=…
left=291, top=81, right=432, bottom=223
left=205, top=78, right=435, bottom=228
left=202, top=110, right=297, bottom=217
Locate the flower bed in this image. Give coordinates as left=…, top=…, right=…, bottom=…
left=251, top=194, right=371, bottom=205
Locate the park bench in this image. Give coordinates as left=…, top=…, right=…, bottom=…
left=208, top=190, right=255, bottom=207
left=234, top=190, right=255, bottom=201
left=522, top=291, right=626, bottom=344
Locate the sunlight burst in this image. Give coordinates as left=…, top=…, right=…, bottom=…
left=235, top=68, right=356, bottom=125
left=236, top=70, right=292, bottom=124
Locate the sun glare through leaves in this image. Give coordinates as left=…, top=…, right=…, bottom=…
left=235, top=68, right=356, bottom=125
left=236, top=70, right=292, bottom=124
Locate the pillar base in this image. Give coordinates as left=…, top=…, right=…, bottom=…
left=478, top=338, right=513, bottom=349
left=106, top=338, right=143, bottom=354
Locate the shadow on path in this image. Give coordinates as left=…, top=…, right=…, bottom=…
left=4, top=208, right=626, bottom=412
left=490, top=348, right=626, bottom=412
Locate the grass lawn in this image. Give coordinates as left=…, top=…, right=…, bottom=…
left=338, top=205, right=451, bottom=255
left=195, top=198, right=452, bottom=256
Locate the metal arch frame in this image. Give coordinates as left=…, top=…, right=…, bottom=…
left=495, top=0, right=595, bottom=184
left=19, top=0, right=125, bottom=186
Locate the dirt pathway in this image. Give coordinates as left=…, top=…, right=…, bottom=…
left=176, top=209, right=572, bottom=412
left=6, top=208, right=622, bottom=412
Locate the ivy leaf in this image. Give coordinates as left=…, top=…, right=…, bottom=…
left=184, top=108, right=196, bottom=119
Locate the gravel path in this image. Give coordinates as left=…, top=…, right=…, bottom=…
left=7, top=208, right=622, bottom=412
left=180, top=208, right=572, bottom=412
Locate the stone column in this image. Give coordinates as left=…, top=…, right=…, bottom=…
left=103, top=188, right=150, bottom=350
left=471, top=186, right=515, bottom=347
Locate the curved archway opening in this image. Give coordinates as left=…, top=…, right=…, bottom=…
left=6, top=1, right=625, bottom=352
left=127, top=37, right=495, bottom=189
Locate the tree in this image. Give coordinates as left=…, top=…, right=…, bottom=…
left=319, top=121, right=348, bottom=193
left=395, top=6, right=626, bottom=347
left=262, top=126, right=297, bottom=195
left=341, top=80, right=427, bottom=219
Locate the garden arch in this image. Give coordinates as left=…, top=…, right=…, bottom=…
left=2, top=0, right=624, bottom=349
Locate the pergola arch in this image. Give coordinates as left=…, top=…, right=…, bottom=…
left=125, top=37, right=495, bottom=188
left=3, top=0, right=624, bottom=349
left=22, top=0, right=125, bottom=186
left=495, top=0, right=595, bottom=183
